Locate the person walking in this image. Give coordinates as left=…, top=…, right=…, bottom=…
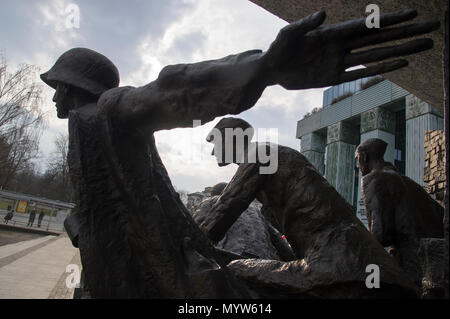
left=27, top=210, right=36, bottom=227
left=37, top=211, right=45, bottom=228
left=3, top=211, right=14, bottom=224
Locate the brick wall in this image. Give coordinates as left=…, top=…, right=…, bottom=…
left=424, top=130, right=446, bottom=205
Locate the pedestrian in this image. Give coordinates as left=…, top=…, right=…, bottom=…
left=27, top=210, right=36, bottom=227
left=37, top=211, right=45, bottom=228
left=3, top=211, right=14, bottom=224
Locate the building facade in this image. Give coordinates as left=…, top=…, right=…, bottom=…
left=297, top=77, right=444, bottom=226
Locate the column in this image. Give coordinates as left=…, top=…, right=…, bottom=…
left=356, top=106, right=396, bottom=227
left=405, top=94, right=444, bottom=186
left=300, top=132, right=326, bottom=175
left=325, top=121, right=359, bottom=205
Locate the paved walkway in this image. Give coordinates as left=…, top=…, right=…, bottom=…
left=0, top=235, right=80, bottom=299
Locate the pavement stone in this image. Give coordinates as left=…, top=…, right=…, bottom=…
left=0, top=236, right=79, bottom=299
left=0, top=235, right=55, bottom=259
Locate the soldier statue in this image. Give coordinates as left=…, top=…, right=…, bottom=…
left=356, top=138, right=444, bottom=291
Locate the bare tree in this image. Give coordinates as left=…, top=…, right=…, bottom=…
left=0, top=54, right=46, bottom=188
left=46, top=132, right=72, bottom=202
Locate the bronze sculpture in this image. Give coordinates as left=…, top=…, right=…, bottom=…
left=200, top=118, right=419, bottom=297
left=192, top=182, right=294, bottom=261
left=42, top=10, right=439, bottom=298
left=356, top=138, right=444, bottom=290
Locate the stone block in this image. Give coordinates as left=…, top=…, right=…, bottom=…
left=360, top=107, right=395, bottom=134
left=406, top=95, right=431, bottom=120
left=326, top=121, right=358, bottom=145
left=300, top=132, right=326, bottom=152
left=418, top=238, right=446, bottom=299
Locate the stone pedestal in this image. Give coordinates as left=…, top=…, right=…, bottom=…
left=360, top=106, right=396, bottom=163
left=418, top=238, right=446, bottom=298
left=325, top=121, right=358, bottom=205
left=300, top=132, right=326, bottom=175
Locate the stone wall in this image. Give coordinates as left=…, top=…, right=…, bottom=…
left=424, top=130, right=446, bottom=206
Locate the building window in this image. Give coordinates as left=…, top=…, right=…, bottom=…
left=333, top=85, right=338, bottom=102
left=349, top=80, right=356, bottom=93
left=394, top=108, right=406, bottom=175
left=344, top=82, right=350, bottom=94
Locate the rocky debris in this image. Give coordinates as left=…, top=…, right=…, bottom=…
left=191, top=193, right=280, bottom=260
left=183, top=184, right=294, bottom=262
left=418, top=238, right=447, bottom=298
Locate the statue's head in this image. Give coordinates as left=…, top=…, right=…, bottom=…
left=206, top=117, right=254, bottom=166
left=40, top=48, right=119, bottom=118
left=211, top=182, right=227, bottom=196
left=355, top=138, right=387, bottom=176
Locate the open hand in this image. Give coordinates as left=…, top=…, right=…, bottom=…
left=262, top=9, right=439, bottom=90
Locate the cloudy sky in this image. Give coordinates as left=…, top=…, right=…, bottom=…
left=0, top=0, right=327, bottom=193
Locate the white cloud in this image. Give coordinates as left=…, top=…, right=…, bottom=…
left=35, top=0, right=84, bottom=53
left=123, top=0, right=326, bottom=192
left=124, top=0, right=287, bottom=86
left=2, top=0, right=327, bottom=192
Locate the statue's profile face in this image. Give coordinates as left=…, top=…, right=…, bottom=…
left=207, top=126, right=251, bottom=167
left=356, top=151, right=370, bottom=176
left=213, top=131, right=231, bottom=167
left=207, top=128, right=230, bottom=167
left=52, top=82, right=73, bottom=119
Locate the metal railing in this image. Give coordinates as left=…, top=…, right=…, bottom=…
left=0, top=210, right=66, bottom=232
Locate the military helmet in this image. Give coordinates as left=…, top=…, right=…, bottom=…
left=211, top=182, right=227, bottom=196
left=206, top=117, right=254, bottom=143
left=40, top=48, right=120, bottom=96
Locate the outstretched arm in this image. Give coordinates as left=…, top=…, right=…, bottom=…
left=199, top=163, right=267, bottom=244
left=100, top=9, right=438, bottom=131
left=100, top=50, right=268, bottom=131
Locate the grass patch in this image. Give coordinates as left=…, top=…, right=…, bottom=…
left=331, top=91, right=354, bottom=104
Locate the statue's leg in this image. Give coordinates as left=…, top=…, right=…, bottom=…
left=227, top=254, right=418, bottom=298
left=226, top=258, right=329, bottom=298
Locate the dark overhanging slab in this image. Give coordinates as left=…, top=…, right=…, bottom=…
left=250, top=0, right=446, bottom=111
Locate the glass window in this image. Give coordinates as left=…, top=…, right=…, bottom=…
left=344, top=82, right=349, bottom=93
left=356, top=79, right=361, bottom=92
left=350, top=80, right=356, bottom=93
